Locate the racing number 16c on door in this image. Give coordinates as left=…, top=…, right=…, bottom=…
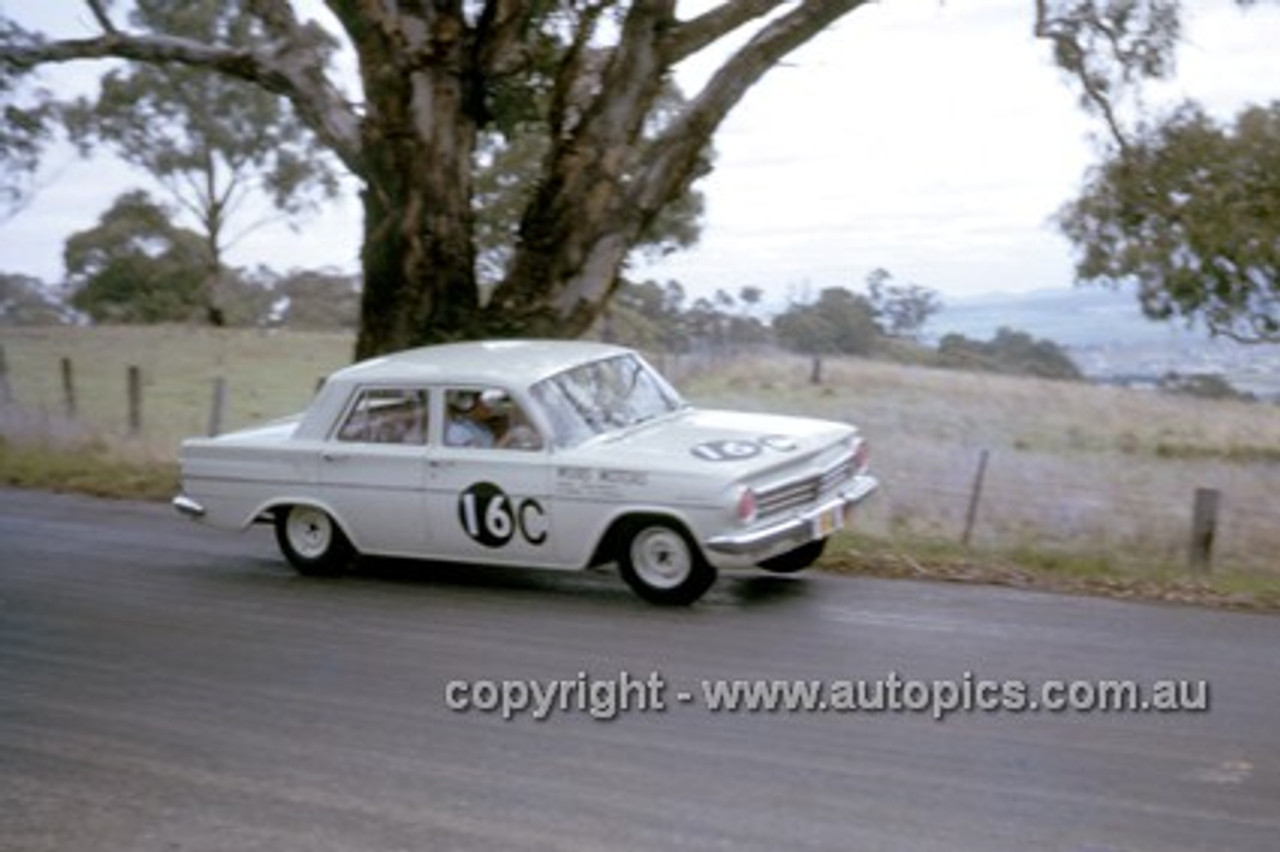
left=458, top=482, right=547, bottom=548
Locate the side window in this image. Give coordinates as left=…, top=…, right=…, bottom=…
left=336, top=388, right=429, bottom=445
left=444, top=387, right=544, bottom=451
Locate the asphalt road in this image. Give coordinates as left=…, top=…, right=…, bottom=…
left=2, top=487, right=1278, bottom=852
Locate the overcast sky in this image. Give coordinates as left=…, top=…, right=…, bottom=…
left=2, top=0, right=1278, bottom=306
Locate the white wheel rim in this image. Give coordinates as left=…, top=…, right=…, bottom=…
left=287, top=506, right=333, bottom=560
left=631, top=528, right=692, bottom=590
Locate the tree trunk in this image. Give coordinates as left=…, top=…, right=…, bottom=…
left=202, top=184, right=226, bottom=327
left=485, top=2, right=675, bottom=339
left=354, top=138, right=480, bottom=360
left=202, top=269, right=226, bottom=327
left=351, top=9, right=481, bottom=361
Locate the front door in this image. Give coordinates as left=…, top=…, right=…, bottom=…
left=426, top=387, right=558, bottom=568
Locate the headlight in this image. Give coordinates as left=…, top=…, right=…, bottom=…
left=851, top=435, right=870, bottom=472
left=735, top=486, right=757, bottom=524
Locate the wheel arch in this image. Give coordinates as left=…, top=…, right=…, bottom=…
left=589, top=509, right=705, bottom=568
left=249, top=497, right=359, bottom=548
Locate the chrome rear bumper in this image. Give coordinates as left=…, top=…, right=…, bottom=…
left=172, top=494, right=206, bottom=519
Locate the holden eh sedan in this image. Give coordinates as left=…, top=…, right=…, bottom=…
left=173, top=340, right=878, bottom=605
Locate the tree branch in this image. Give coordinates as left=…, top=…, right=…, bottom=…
left=475, top=0, right=528, bottom=77
left=499, top=0, right=873, bottom=326
left=0, top=17, right=365, bottom=177
left=85, top=0, right=118, bottom=35
left=637, top=0, right=871, bottom=213
left=244, top=0, right=365, bottom=171
left=548, top=2, right=609, bottom=139
left=1032, top=0, right=1182, bottom=156
left=1034, top=2, right=1124, bottom=153
left=664, top=0, right=786, bottom=65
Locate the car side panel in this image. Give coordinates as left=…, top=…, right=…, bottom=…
left=180, top=439, right=320, bottom=529
left=547, top=463, right=732, bottom=569
left=424, top=447, right=562, bottom=569
left=317, top=444, right=429, bottom=555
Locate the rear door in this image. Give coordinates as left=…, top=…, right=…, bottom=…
left=318, top=386, right=431, bottom=556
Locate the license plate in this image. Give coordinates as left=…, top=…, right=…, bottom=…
left=813, top=504, right=846, bottom=537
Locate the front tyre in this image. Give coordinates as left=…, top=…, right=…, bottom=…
left=274, top=505, right=354, bottom=577
left=617, top=520, right=716, bottom=606
left=757, top=538, right=826, bottom=574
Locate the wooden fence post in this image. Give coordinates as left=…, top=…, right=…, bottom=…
left=208, top=376, right=226, bottom=437
left=1189, top=487, right=1221, bottom=575
left=961, top=449, right=991, bottom=547
left=127, top=365, right=142, bottom=437
left=60, top=356, right=77, bottom=419
left=0, top=344, right=11, bottom=405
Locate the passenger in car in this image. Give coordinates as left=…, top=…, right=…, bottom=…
left=446, top=390, right=497, bottom=448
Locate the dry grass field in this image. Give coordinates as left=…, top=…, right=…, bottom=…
left=3, top=326, right=1277, bottom=605
left=678, top=353, right=1280, bottom=596
left=0, top=325, right=352, bottom=454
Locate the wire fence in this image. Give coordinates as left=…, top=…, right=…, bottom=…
left=862, top=450, right=1280, bottom=576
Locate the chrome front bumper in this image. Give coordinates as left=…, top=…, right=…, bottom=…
left=704, top=475, right=879, bottom=556
left=172, top=494, right=206, bottom=519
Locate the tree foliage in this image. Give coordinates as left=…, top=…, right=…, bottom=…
left=65, top=191, right=209, bottom=324
left=57, top=0, right=340, bottom=325
left=937, top=328, right=1083, bottom=381
left=605, top=280, right=766, bottom=352
left=774, top=287, right=880, bottom=357
left=0, top=20, right=56, bottom=221
left=1157, top=371, right=1255, bottom=403
left=865, top=268, right=942, bottom=340
left=0, top=272, right=72, bottom=325
left=1059, top=101, right=1280, bottom=343
left=1033, top=0, right=1182, bottom=152
left=472, top=85, right=707, bottom=294
left=268, top=267, right=361, bottom=330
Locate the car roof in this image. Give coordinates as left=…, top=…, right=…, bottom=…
left=329, top=339, right=635, bottom=388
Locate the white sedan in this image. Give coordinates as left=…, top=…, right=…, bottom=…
left=174, top=340, right=878, bottom=605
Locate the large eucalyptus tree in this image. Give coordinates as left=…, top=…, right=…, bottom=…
left=0, top=1, right=1228, bottom=357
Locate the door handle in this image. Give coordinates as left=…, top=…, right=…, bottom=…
left=321, top=451, right=350, bottom=462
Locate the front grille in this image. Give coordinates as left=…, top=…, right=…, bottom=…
left=755, top=454, right=857, bottom=518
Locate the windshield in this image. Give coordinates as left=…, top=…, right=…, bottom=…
left=529, top=354, right=685, bottom=447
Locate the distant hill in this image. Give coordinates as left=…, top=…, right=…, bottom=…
left=927, top=288, right=1280, bottom=401
left=927, top=287, right=1200, bottom=349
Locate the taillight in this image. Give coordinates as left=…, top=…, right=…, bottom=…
left=736, top=487, right=757, bottom=524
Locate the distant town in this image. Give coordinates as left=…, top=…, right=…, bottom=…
left=932, top=287, right=1280, bottom=402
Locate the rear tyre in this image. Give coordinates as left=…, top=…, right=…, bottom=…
left=617, top=520, right=716, bottom=606
left=757, top=538, right=826, bottom=574
left=274, top=505, right=354, bottom=577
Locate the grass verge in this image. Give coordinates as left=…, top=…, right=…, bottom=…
left=0, top=437, right=178, bottom=501
left=824, top=531, right=1280, bottom=613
